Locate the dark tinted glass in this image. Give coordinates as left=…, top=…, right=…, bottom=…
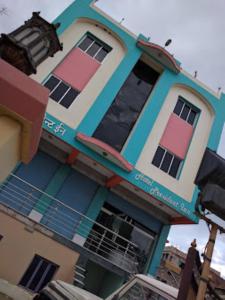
left=86, top=42, right=101, bottom=57
left=152, top=147, right=165, bottom=167
left=95, top=48, right=108, bottom=62
left=93, top=60, right=159, bottom=151
left=169, top=157, right=181, bottom=178
left=19, top=255, right=40, bottom=287
left=160, top=152, right=173, bottom=173
left=29, top=260, right=48, bottom=291
left=39, top=264, right=57, bottom=292
left=50, top=82, right=69, bottom=102
left=187, top=109, right=197, bottom=125
left=60, top=88, right=79, bottom=108
left=180, top=104, right=190, bottom=121
left=173, top=99, right=184, bottom=115
left=78, top=36, right=94, bottom=51
left=44, top=76, right=59, bottom=92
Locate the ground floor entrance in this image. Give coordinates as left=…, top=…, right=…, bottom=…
left=84, top=260, right=124, bottom=298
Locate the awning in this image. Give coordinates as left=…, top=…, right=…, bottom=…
left=137, top=39, right=181, bottom=74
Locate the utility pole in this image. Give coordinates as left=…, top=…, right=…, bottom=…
left=196, top=222, right=218, bottom=300
left=196, top=215, right=225, bottom=300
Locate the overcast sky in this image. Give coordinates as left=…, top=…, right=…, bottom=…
left=1, top=0, right=225, bottom=277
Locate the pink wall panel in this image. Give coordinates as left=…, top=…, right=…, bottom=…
left=160, top=113, right=194, bottom=159
left=54, top=48, right=100, bottom=91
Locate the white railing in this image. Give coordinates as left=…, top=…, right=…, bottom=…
left=0, top=174, right=140, bottom=273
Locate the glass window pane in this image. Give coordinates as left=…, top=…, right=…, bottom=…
left=187, top=110, right=197, bottom=125
left=95, top=48, right=108, bottom=62
left=174, top=99, right=184, bottom=116
left=180, top=104, right=190, bottom=121
left=19, top=255, right=40, bottom=287
left=78, top=36, right=94, bottom=51
left=119, top=282, right=167, bottom=300
left=152, top=147, right=165, bottom=167
left=86, top=42, right=101, bottom=57
left=60, top=88, right=79, bottom=108
left=44, top=76, right=60, bottom=92
left=50, top=82, right=69, bottom=102
left=93, top=61, right=159, bottom=151
left=160, top=152, right=173, bottom=173
left=169, top=157, right=181, bottom=178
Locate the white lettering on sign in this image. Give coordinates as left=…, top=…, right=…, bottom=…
left=44, top=118, right=66, bottom=136
left=134, top=172, right=191, bottom=216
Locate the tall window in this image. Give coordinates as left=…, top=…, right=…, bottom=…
left=93, top=60, right=159, bottom=152
left=152, top=98, right=199, bottom=179
left=44, top=33, right=111, bottom=108
left=152, top=146, right=182, bottom=178
left=78, top=34, right=111, bottom=62
left=44, top=75, right=79, bottom=108
left=19, top=255, right=58, bottom=293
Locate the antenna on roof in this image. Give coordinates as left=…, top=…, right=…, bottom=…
left=164, top=39, right=172, bottom=48
left=119, top=17, right=125, bottom=24
left=194, top=71, right=198, bottom=78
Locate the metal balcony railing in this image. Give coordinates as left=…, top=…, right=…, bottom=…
left=0, top=174, right=140, bottom=273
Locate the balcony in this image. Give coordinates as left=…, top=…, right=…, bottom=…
left=0, top=174, right=143, bottom=274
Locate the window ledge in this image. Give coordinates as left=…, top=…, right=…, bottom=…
left=76, top=132, right=134, bottom=172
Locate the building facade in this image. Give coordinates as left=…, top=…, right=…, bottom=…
left=1, top=0, right=225, bottom=297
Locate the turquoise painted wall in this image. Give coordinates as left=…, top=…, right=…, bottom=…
left=76, top=186, right=109, bottom=238
left=147, top=224, right=171, bottom=276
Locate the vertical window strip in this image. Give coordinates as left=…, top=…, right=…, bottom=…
left=58, top=85, right=70, bottom=103
left=168, top=155, right=175, bottom=174
left=158, top=149, right=167, bottom=169
left=186, top=107, right=192, bottom=122
left=93, top=46, right=104, bottom=59
left=178, top=101, right=185, bottom=117
left=49, top=78, right=61, bottom=94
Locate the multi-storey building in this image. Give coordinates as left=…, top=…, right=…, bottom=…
left=1, top=0, right=225, bottom=297
left=157, top=245, right=225, bottom=298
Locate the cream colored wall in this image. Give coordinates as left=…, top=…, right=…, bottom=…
left=136, top=85, right=214, bottom=202
left=0, top=116, right=21, bottom=182
left=31, top=18, right=126, bottom=128
left=0, top=212, right=79, bottom=285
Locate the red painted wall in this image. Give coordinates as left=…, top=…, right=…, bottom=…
left=54, top=48, right=100, bottom=91
left=0, top=59, right=49, bottom=162
left=160, top=113, right=194, bottom=159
